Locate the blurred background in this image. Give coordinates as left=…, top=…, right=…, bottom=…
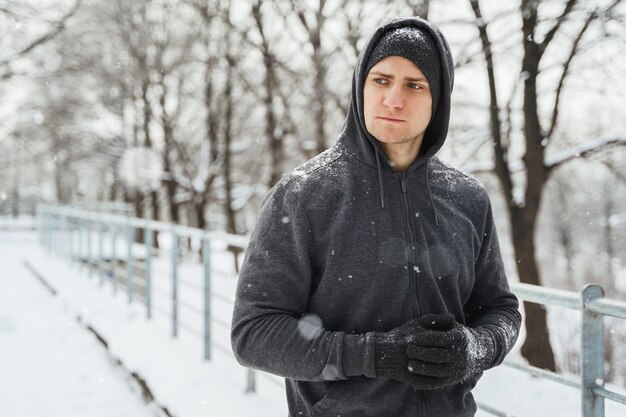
left=1, top=0, right=625, bottom=392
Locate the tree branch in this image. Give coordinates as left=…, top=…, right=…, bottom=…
left=539, top=0, right=578, bottom=54
left=0, top=0, right=83, bottom=67
left=546, top=136, right=626, bottom=172
left=547, top=8, right=596, bottom=138
left=468, top=0, right=514, bottom=204
left=339, top=0, right=364, bottom=59
left=503, top=71, right=522, bottom=152
left=291, top=1, right=311, bottom=38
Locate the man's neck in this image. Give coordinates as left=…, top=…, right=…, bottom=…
left=378, top=138, right=424, bottom=172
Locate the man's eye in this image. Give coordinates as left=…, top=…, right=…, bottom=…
left=373, top=78, right=388, bottom=85
left=408, top=83, right=423, bottom=90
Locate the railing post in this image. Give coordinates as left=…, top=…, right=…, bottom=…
left=50, top=211, right=54, bottom=252
left=65, top=214, right=71, bottom=259
left=63, top=213, right=70, bottom=260
left=59, top=212, right=65, bottom=256
left=36, top=205, right=42, bottom=246
left=69, top=216, right=76, bottom=264
left=78, top=216, right=85, bottom=270
left=171, top=225, right=178, bottom=338
left=73, top=216, right=79, bottom=264
left=111, top=224, right=117, bottom=293
left=145, top=227, right=153, bottom=320
left=202, top=234, right=211, bottom=360
left=126, top=218, right=134, bottom=304
left=246, top=369, right=256, bottom=393
left=54, top=212, right=58, bottom=253
left=87, top=216, right=93, bottom=278
left=43, top=210, right=50, bottom=251
left=46, top=209, right=51, bottom=250
left=56, top=212, right=62, bottom=256
left=50, top=211, right=55, bottom=252
left=55, top=211, right=61, bottom=253
left=98, top=220, right=105, bottom=286
left=581, top=284, right=605, bottom=417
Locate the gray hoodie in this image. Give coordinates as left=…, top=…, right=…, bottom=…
left=231, top=16, right=521, bottom=417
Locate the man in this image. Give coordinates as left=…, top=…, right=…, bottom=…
left=231, top=16, right=521, bottom=417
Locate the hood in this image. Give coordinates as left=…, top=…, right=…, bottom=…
left=337, top=16, right=455, bottom=172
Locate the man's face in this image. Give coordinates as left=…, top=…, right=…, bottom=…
left=363, top=56, right=433, bottom=147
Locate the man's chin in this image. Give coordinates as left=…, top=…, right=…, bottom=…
left=374, top=135, right=408, bottom=144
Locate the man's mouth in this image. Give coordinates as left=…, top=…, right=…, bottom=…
left=378, top=116, right=405, bottom=123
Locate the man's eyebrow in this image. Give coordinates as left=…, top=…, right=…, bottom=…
left=369, top=71, right=428, bottom=83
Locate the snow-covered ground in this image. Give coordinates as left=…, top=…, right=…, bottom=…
left=0, top=231, right=156, bottom=417
left=1, top=226, right=624, bottom=417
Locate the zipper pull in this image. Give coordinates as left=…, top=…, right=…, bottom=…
left=400, top=173, right=407, bottom=193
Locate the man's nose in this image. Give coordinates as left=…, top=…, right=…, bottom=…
left=383, top=85, right=404, bottom=109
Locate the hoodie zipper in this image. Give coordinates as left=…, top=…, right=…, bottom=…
left=399, top=173, right=422, bottom=318
left=400, top=172, right=429, bottom=417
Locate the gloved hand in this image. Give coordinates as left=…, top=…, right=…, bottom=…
left=406, top=321, right=496, bottom=389
left=375, top=313, right=456, bottom=389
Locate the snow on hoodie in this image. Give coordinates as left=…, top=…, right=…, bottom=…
left=231, top=16, right=521, bottom=417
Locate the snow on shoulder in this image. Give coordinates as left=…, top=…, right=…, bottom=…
left=281, top=146, right=345, bottom=190
left=430, top=157, right=487, bottom=196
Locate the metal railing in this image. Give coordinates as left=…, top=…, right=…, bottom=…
left=36, top=203, right=625, bottom=417
left=488, top=282, right=626, bottom=417
left=37, top=203, right=249, bottom=362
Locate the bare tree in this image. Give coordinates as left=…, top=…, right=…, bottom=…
left=187, top=0, right=224, bottom=230
left=222, top=4, right=243, bottom=271
left=289, top=0, right=331, bottom=158
left=250, top=0, right=287, bottom=188
left=467, top=0, right=625, bottom=370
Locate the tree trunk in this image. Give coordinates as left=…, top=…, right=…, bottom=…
left=165, top=179, right=179, bottom=223
left=293, top=0, right=328, bottom=158
left=469, top=0, right=557, bottom=370
left=313, top=26, right=326, bottom=156
left=223, top=36, right=241, bottom=273
left=150, top=190, right=160, bottom=249
left=159, top=71, right=179, bottom=225
left=195, top=195, right=207, bottom=230
left=224, top=72, right=240, bottom=272
left=511, top=206, right=556, bottom=370
left=517, top=17, right=556, bottom=369
left=133, top=192, right=145, bottom=243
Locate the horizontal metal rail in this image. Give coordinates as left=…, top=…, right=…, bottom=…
left=511, top=282, right=626, bottom=319
left=475, top=401, right=512, bottom=417
left=593, top=386, right=626, bottom=406
left=587, top=298, right=626, bottom=320
left=510, top=282, right=581, bottom=310
left=39, top=204, right=249, bottom=249
left=502, top=360, right=580, bottom=389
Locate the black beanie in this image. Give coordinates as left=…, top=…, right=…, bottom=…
left=365, top=26, right=442, bottom=114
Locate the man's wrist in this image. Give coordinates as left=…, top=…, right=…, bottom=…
left=343, top=332, right=377, bottom=378
left=466, top=325, right=497, bottom=372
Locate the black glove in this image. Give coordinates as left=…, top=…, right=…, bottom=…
left=375, top=314, right=456, bottom=389
left=406, top=321, right=496, bottom=389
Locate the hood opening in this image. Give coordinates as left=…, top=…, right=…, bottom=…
left=337, top=17, right=453, bottom=223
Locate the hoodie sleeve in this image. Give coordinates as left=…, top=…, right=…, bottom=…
left=463, top=196, right=521, bottom=369
left=231, top=182, right=376, bottom=381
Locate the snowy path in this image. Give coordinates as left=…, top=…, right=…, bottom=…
left=0, top=232, right=156, bottom=417
left=0, top=229, right=287, bottom=417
